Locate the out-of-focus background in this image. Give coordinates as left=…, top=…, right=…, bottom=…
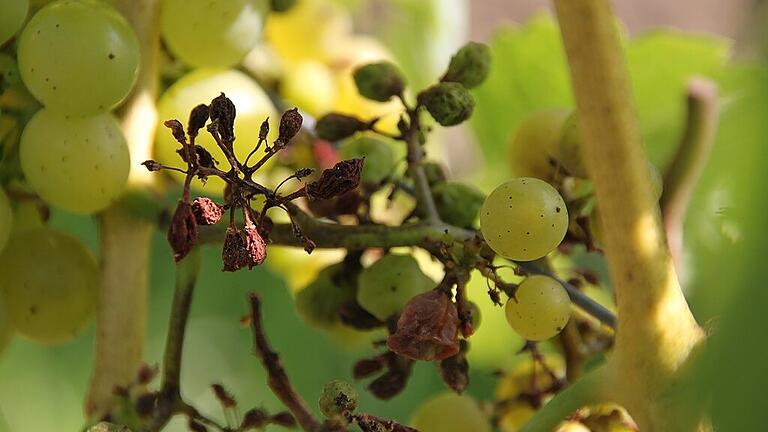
left=0, top=1, right=765, bottom=431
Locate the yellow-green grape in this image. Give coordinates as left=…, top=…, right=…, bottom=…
left=264, top=0, right=352, bottom=66
left=0, top=187, right=12, bottom=253
left=498, top=402, right=537, bottom=432
left=509, top=108, right=570, bottom=180
left=505, top=275, right=571, bottom=341
left=281, top=60, right=337, bottom=116
left=411, top=393, right=491, bottom=432
left=557, top=421, right=591, bottom=432
left=295, top=263, right=355, bottom=329
left=558, top=113, right=588, bottom=178
left=356, top=254, right=435, bottom=321
left=161, top=0, right=267, bottom=67
left=17, top=0, right=139, bottom=114
left=432, top=182, right=485, bottom=228
left=0, top=291, right=12, bottom=354
left=20, top=109, right=130, bottom=214
left=480, top=177, right=568, bottom=261
left=0, top=227, right=98, bottom=344
left=318, top=379, right=358, bottom=418
left=154, top=68, right=278, bottom=194
left=338, top=136, right=396, bottom=186
left=0, top=0, right=29, bottom=44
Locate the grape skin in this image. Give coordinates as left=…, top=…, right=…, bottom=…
left=281, top=60, right=337, bottom=116
left=0, top=0, right=29, bottom=45
left=0, top=187, right=12, bottom=253
left=508, top=108, right=570, bottom=180
left=0, top=228, right=98, bottom=344
left=20, top=109, right=130, bottom=214
left=161, top=0, right=266, bottom=68
left=17, top=0, right=139, bottom=114
left=505, top=275, right=571, bottom=341
left=411, top=393, right=491, bottom=432
left=480, top=177, right=568, bottom=261
left=356, top=254, right=435, bottom=321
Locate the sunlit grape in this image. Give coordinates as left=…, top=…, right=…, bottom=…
left=0, top=187, right=12, bottom=253
left=509, top=108, right=570, bottom=180
left=480, top=177, right=568, bottom=261
left=154, top=68, right=278, bottom=194
left=18, top=0, right=139, bottom=114
left=161, top=0, right=267, bottom=67
left=20, top=109, right=130, bottom=214
left=281, top=60, right=337, bottom=116
left=505, top=275, right=571, bottom=341
left=411, top=393, right=491, bottom=432
left=0, top=227, right=98, bottom=344
left=0, top=0, right=29, bottom=45
left=357, top=254, right=435, bottom=321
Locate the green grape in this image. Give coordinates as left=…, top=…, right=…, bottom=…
left=411, top=393, right=491, bottom=432
left=318, top=379, right=358, bottom=418
left=0, top=290, right=12, bottom=354
left=281, top=60, right=337, bottom=116
left=0, top=227, right=98, bottom=344
left=295, top=263, right=356, bottom=328
left=432, top=182, right=485, bottom=228
left=154, top=68, right=278, bottom=194
left=0, top=0, right=29, bottom=44
left=338, top=136, right=396, bottom=186
left=161, top=0, right=267, bottom=68
left=20, top=109, right=130, bottom=214
left=17, top=0, right=139, bottom=114
left=356, top=254, right=435, bottom=321
left=558, top=113, right=588, bottom=178
left=480, top=177, right=568, bottom=261
left=508, top=108, right=570, bottom=180
left=0, top=187, right=12, bottom=253
left=505, top=275, right=571, bottom=341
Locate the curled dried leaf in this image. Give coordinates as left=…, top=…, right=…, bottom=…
left=387, top=290, right=460, bottom=361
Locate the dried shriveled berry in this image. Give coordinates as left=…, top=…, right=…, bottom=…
left=306, top=159, right=363, bottom=200
left=191, top=197, right=223, bottom=225
left=187, top=104, right=210, bottom=138
left=418, top=83, right=475, bottom=127
left=315, top=113, right=369, bottom=141
left=167, top=200, right=198, bottom=262
left=222, top=223, right=267, bottom=271
left=387, top=290, right=460, bottom=361
left=278, top=107, right=303, bottom=143
left=164, top=119, right=187, bottom=144
left=209, top=93, right=236, bottom=142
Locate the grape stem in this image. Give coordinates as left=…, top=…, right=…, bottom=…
left=86, top=0, right=163, bottom=420
left=660, top=78, right=720, bottom=273
left=402, top=98, right=442, bottom=224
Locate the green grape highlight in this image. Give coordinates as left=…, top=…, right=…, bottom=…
left=161, top=0, right=267, bottom=68
left=20, top=109, right=130, bottom=214
left=155, top=69, right=278, bottom=194
left=338, top=136, right=396, bottom=186
left=281, top=60, right=337, bottom=116
left=0, top=227, right=98, bottom=344
left=505, top=275, right=571, bottom=341
left=356, top=254, right=435, bottom=321
left=0, top=187, right=12, bottom=253
left=411, top=393, right=491, bottom=432
left=508, top=108, right=570, bottom=180
left=480, top=177, right=568, bottom=261
left=0, top=0, right=29, bottom=45
left=0, top=290, right=12, bottom=355
left=17, top=0, right=139, bottom=114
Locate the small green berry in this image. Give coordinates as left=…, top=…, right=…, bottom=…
left=295, top=264, right=356, bottom=329
left=432, top=182, right=485, bottom=228
left=418, top=83, right=475, bottom=127
left=353, top=62, right=405, bottom=102
left=319, top=380, right=358, bottom=418
left=442, top=42, right=491, bottom=89
left=315, top=113, right=369, bottom=141
left=339, top=136, right=396, bottom=186
left=357, top=254, right=435, bottom=321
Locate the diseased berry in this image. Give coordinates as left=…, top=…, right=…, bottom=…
left=418, top=83, right=475, bottom=127
left=353, top=62, right=405, bottom=102
left=442, top=42, right=491, bottom=89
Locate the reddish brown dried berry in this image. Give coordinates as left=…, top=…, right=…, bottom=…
left=195, top=145, right=216, bottom=168
left=244, top=223, right=267, bottom=268
left=278, top=107, right=303, bottom=143
left=306, top=159, right=363, bottom=200
left=269, top=412, right=297, bottom=428
left=209, top=92, right=236, bottom=142
left=164, top=119, right=187, bottom=144
left=353, top=358, right=385, bottom=379
left=222, top=223, right=268, bottom=272
left=241, top=409, right=267, bottom=429
left=387, top=290, right=460, bottom=361
left=191, top=197, right=223, bottom=225
left=439, top=340, right=469, bottom=393
left=368, top=370, right=409, bottom=400
left=167, top=200, right=198, bottom=262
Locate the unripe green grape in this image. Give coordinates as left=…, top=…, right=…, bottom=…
left=281, top=60, right=337, bottom=116
left=0, top=0, right=29, bottom=45
left=505, top=275, right=571, bottom=341
left=318, top=379, right=358, bottom=418
left=295, top=263, right=356, bottom=328
left=20, top=109, right=130, bottom=214
left=0, top=291, right=12, bottom=355
left=508, top=108, right=570, bottom=180
left=18, top=0, right=139, bottom=114
left=432, top=182, right=485, bottom=228
left=0, top=227, right=98, bottom=344
left=154, top=69, right=278, bottom=194
left=418, top=82, right=474, bottom=127
left=357, top=254, right=435, bottom=321
left=411, top=393, right=491, bottom=432
left=339, top=136, right=396, bottom=186
left=161, top=0, right=267, bottom=68
left=353, top=62, right=405, bottom=102
left=19, top=109, right=129, bottom=213
left=442, top=41, right=491, bottom=89
left=0, top=187, right=12, bottom=253
left=480, top=177, right=568, bottom=261
left=558, top=113, right=588, bottom=178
